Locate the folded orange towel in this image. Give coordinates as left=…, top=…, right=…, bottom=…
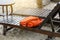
left=20, top=16, right=43, bottom=28
left=27, top=19, right=43, bottom=27
left=20, top=16, right=39, bottom=27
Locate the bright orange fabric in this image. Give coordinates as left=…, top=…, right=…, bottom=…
left=20, top=16, right=43, bottom=28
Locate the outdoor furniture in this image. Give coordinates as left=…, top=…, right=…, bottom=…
left=51, top=0, right=60, bottom=2
left=0, top=2, right=60, bottom=40
left=0, top=0, right=15, bottom=20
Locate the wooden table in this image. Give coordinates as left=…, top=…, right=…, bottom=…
left=0, top=0, right=15, bottom=20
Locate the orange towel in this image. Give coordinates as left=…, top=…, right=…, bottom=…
left=27, top=19, right=43, bottom=27
left=20, top=16, right=39, bottom=27
left=20, top=16, right=43, bottom=28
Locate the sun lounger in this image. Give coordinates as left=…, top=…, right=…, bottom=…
left=0, top=2, right=60, bottom=40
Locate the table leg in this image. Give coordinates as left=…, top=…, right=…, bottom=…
left=3, top=25, right=7, bottom=36
left=10, top=5, right=13, bottom=21
left=6, top=6, right=8, bottom=21
left=2, top=6, right=5, bottom=21
left=2, top=6, right=4, bottom=13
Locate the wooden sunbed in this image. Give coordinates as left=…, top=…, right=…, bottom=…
left=0, top=2, right=60, bottom=40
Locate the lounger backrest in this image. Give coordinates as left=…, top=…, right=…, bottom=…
left=37, top=3, right=60, bottom=29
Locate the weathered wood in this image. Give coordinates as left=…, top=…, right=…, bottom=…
left=7, top=27, right=13, bottom=31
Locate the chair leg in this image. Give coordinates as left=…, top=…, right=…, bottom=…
left=3, top=25, right=7, bottom=36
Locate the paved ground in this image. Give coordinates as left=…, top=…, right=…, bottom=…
left=0, top=25, right=47, bottom=40
left=0, top=24, right=60, bottom=40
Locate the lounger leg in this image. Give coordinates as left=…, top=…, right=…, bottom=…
left=57, top=11, right=60, bottom=32
left=3, top=25, right=7, bottom=36
left=46, top=36, right=55, bottom=40
left=46, top=17, right=55, bottom=40
left=59, top=11, right=60, bottom=27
